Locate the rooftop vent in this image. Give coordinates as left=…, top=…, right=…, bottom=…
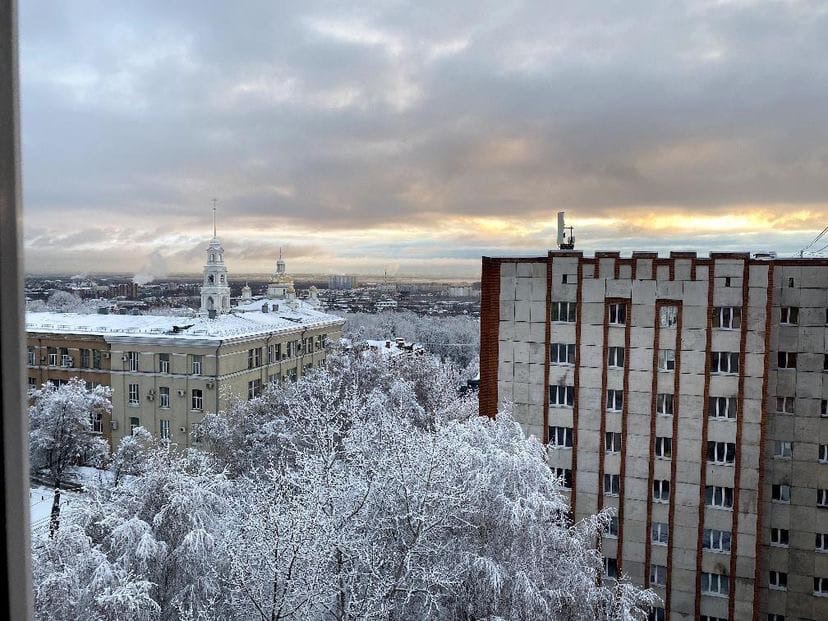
left=261, top=303, right=269, bottom=313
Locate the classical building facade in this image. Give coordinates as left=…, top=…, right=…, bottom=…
left=26, top=233, right=345, bottom=450
left=480, top=250, right=828, bottom=621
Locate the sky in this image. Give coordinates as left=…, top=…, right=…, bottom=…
left=19, top=0, right=828, bottom=278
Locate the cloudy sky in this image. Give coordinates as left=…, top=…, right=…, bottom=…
left=19, top=0, right=828, bottom=277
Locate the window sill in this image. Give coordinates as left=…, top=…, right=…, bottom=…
left=769, top=543, right=789, bottom=549
left=769, top=586, right=787, bottom=592
left=708, top=461, right=735, bottom=466
left=707, top=506, right=734, bottom=511
left=813, top=592, right=828, bottom=598
left=704, top=548, right=731, bottom=555
left=128, top=402, right=140, bottom=407
left=651, top=541, right=668, bottom=547
left=701, top=592, right=728, bottom=599
left=771, top=500, right=790, bottom=505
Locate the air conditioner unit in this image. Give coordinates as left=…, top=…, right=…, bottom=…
left=177, top=389, right=186, bottom=397
left=104, top=352, right=111, bottom=359
left=147, top=394, right=154, bottom=401
left=206, top=381, right=214, bottom=389
left=111, top=420, right=119, bottom=431
left=121, top=355, right=128, bottom=362
left=148, top=389, right=156, bottom=396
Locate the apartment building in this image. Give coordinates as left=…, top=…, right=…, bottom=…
left=480, top=250, right=828, bottom=621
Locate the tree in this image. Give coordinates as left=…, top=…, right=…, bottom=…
left=29, top=378, right=111, bottom=536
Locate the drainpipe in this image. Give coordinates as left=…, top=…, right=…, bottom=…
left=214, top=340, right=222, bottom=415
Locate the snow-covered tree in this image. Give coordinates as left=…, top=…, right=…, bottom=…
left=29, top=378, right=110, bottom=536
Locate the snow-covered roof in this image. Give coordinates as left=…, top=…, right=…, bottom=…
left=25, top=300, right=344, bottom=345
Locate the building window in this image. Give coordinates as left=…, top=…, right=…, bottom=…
left=605, top=432, right=622, bottom=453
left=711, top=351, right=739, bottom=374
left=816, top=577, right=828, bottom=596
left=816, top=533, right=828, bottom=552
left=128, top=383, right=139, bottom=405
left=268, top=343, right=281, bottom=363
left=191, top=389, right=203, bottom=411
left=93, top=349, right=102, bottom=369
left=659, top=306, right=678, bottom=328
left=767, top=615, right=785, bottom=621
left=651, top=522, right=668, bottom=545
left=771, top=484, right=791, bottom=504
left=780, top=307, right=799, bottom=325
left=608, top=303, right=626, bottom=326
left=823, top=400, right=828, bottom=417
left=824, top=354, right=828, bottom=371
left=549, top=426, right=573, bottom=449
left=286, top=368, right=297, bottom=382
left=775, top=397, right=795, bottom=414
left=159, top=386, right=170, bottom=409
left=709, top=396, right=736, bottom=419
left=27, top=377, right=36, bottom=388
left=551, top=301, right=576, bottom=323
left=159, top=419, right=170, bottom=441
left=650, top=564, right=667, bottom=586
left=191, top=355, right=203, bottom=375
left=606, top=389, right=624, bottom=411
left=247, top=379, right=263, bottom=400
left=655, top=437, right=672, bottom=459
left=159, top=353, right=170, bottom=373
left=26, top=346, right=35, bottom=366
left=550, top=385, right=574, bottom=407
left=607, top=346, right=625, bottom=368
left=90, top=412, right=102, bottom=434
left=658, top=349, right=675, bottom=371
left=769, top=571, right=787, bottom=591
left=724, top=277, right=732, bottom=287
left=60, top=349, right=72, bottom=368
left=703, top=528, right=732, bottom=552
left=701, top=571, right=729, bottom=596
left=248, top=347, right=263, bottom=369
left=706, top=485, right=734, bottom=509
left=770, top=528, right=789, bottom=547
left=820, top=445, right=828, bottom=464
left=127, top=351, right=139, bottom=372
left=603, top=557, right=617, bottom=579
left=604, top=474, right=620, bottom=496
left=713, top=306, right=741, bottom=329
left=551, top=343, right=576, bottom=365
left=649, top=608, right=665, bottom=621
left=773, top=441, right=793, bottom=459
left=818, top=489, right=828, bottom=508
left=605, top=516, right=618, bottom=538
left=787, top=277, right=795, bottom=288
left=552, top=467, right=572, bottom=489
left=653, top=479, right=670, bottom=503
left=79, top=348, right=90, bottom=368
left=656, top=393, right=673, bottom=416
left=707, top=441, right=736, bottom=465
left=46, top=346, right=57, bottom=366
left=700, top=616, right=726, bottom=621
left=129, top=417, right=140, bottom=434
left=777, top=352, right=797, bottom=369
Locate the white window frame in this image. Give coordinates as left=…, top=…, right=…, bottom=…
left=605, top=516, right=618, bottom=538
left=659, top=306, right=678, bottom=328
left=702, top=528, right=731, bottom=552
left=191, top=355, right=203, bottom=375
left=709, top=396, right=736, bottom=419
left=551, top=467, right=572, bottom=489
left=651, top=521, right=668, bottom=545
left=159, top=419, right=170, bottom=441
left=653, top=479, right=670, bottom=503
left=550, top=385, right=574, bottom=407
left=191, top=388, right=203, bottom=411
left=713, top=306, right=741, bottom=330
left=780, top=307, right=799, bottom=325
left=815, top=576, right=828, bottom=596
left=608, top=303, right=626, bottom=326
left=657, top=393, right=673, bottom=416
left=247, top=378, right=263, bottom=400
left=818, top=489, right=828, bottom=508
left=549, top=426, right=573, bottom=449
left=820, top=445, right=828, bottom=464
left=816, top=533, right=828, bottom=552
left=658, top=349, right=675, bottom=371
left=551, top=301, right=576, bottom=323
left=775, top=396, right=795, bottom=414
left=777, top=351, right=797, bottom=370
left=603, top=473, right=620, bottom=495
left=605, top=431, right=621, bottom=453
left=706, top=485, right=734, bottom=509
left=773, top=441, right=793, bottom=459
left=707, top=441, right=735, bottom=465
left=770, top=528, right=789, bottom=548
left=823, top=399, right=828, bottom=417
left=711, top=351, right=738, bottom=374
left=655, top=436, right=672, bottom=459
left=128, top=383, right=139, bottom=405
left=603, top=557, right=617, bottom=579
left=551, top=343, right=576, bottom=365
left=650, top=564, right=667, bottom=586
left=701, top=571, right=729, bottom=596
left=159, top=386, right=170, bottom=409
left=26, top=347, right=34, bottom=366
left=772, top=484, right=791, bottom=504
left=158, top=353, right=170, bottom=374
left=768, top=570, right=787, bottom=591
left=127, top=351, right=139, bottom=372
left=606, top=389, right=624, bottom=411
left=607, top=346, right=625, bottom=368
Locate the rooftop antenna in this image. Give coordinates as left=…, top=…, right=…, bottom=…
left=211, top=198, right=218, bottom=237
left=557, top=211, right=575, bottom=250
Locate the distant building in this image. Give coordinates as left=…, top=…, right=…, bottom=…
left=375, top=299, right=398, bottom=311
left=329, top=274, right=356, bottom=290
left=480, top=250, right=828, bottom=621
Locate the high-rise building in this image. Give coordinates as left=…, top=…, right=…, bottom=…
left=479, top=250, right=828, bottom=621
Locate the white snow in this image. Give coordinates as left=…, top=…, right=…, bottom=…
left=30, top=486, right=82, bottom=532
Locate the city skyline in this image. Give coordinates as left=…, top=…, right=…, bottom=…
left=20, top=1, right=828, bottom=277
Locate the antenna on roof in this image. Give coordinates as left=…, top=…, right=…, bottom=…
left=211, top=198, right=218, bottom=237
left=557, top=211, right=575, bottom=250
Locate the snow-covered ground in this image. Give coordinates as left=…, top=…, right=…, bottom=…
left=30, top=486, right=82, bottom=533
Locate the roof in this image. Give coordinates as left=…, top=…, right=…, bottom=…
left=25, top=300, right=344, bottom=346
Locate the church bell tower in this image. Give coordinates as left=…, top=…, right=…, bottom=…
left=200, top=204, right=231, bottom=316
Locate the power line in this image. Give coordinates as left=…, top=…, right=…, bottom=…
left=802, top=225, right=828, bottom=252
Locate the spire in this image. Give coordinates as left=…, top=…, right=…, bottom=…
left=211, top=198, right=217, bottom=238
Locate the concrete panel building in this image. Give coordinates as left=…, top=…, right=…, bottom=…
left=480, top=250, right=828, bottom=621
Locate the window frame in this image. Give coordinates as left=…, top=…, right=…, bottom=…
left=608, top=303, right=626, bottom=326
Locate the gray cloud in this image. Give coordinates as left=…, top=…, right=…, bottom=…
left=19, top=0, right=828, bottom=275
